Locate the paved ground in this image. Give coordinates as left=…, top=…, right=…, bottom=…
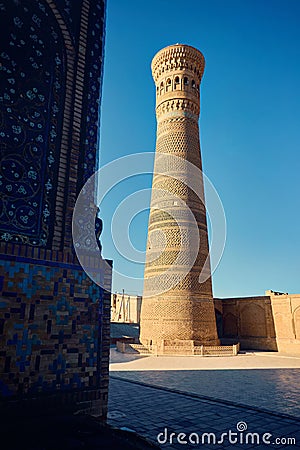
left=108, top=349, right=300, bottom=449
left=110, top=349, right=300, bottom=371
left=110, top=349, right=300, bottom=418
left=108, top=377, right=300, bottom=449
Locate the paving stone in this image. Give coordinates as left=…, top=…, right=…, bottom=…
left=109, top=376, right=300, bottom=449
left=111, top=364, right=300, bottom=418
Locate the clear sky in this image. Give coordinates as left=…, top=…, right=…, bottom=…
left=98, top=0, right=300, bottom=298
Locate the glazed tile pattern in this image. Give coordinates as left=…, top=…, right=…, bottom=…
left=0, top=0, right=66, bottom=246
left=0, top=254, right=110, bottom=398
left=0, top=0, right=106, bottom=249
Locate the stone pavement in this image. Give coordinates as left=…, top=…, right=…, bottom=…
left=108, top=350, right=300, bottom=449
left=110, top=350, right=300, bottom=418
left=108, top=376, right=300, bottom=450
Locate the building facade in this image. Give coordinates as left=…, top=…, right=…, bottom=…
left=140, top=44, right=219, bottom=352
left=111, top=292, right=142, bottom=324
left=0, top=0, right=112, bottom=418
left=217, top=291, right=300, bottom=354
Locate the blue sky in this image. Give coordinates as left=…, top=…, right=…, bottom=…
left=98, top=0, right=300, bottom=297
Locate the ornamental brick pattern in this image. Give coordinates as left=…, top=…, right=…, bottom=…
left=140, top=44, right=219, bottom=351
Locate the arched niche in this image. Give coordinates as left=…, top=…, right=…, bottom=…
left=240, top=303, right=267, bottom=337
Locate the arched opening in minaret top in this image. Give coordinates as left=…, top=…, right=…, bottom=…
left=174, top=76, right=180, bottom=90
left=160, top=81, right=164, bottom=95
left=166, top=78, right=172, bottom=92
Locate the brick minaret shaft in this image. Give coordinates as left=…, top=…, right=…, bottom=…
left=140, top=44, right=219, bottom=349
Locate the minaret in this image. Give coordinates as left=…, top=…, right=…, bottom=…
left=140, top=44, right=219, bottom=352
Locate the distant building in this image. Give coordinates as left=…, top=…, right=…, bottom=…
left=111, top=292, right=142, bottom=324
left=215, top=291, right=300, bottom=354
left=112, top=290, right=300, bottom=355
left=0, top=0, right=112, bottom=418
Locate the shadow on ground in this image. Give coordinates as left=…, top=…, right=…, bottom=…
left=1, top=412, right=160, bottom=450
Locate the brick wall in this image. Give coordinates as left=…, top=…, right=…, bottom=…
left=217, top=296, right=277, bottom=351
left=217, top=293, right=300, bottom=354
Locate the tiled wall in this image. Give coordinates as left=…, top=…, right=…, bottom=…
left=0, top=0, right=112, bottom=418
left=0, top=250, right=112, bottom=416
